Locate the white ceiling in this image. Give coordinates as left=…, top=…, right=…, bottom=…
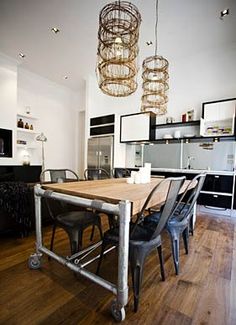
left=0, top=0, right=235, bottom=91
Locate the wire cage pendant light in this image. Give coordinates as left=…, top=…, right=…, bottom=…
left=96, top=1, right=141, bottom=97
left=141, top=0, right=169, bottom=115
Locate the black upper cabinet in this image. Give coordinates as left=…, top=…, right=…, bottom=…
left=90, top=114, right=115, bottom=126
left=90, top=114, right=115, bottom=136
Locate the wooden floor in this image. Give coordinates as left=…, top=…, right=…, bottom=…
left=0, top=212, right=236, bottom=324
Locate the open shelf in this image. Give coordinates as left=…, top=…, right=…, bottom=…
left=16, top=144, right=38, bottom=149
left=16, top=127, right=38, bottom=134
left=200, top=117, right=234, bottom=137
left=17, top=113, right=38, bottom=120
left=153, top=120, right=200, bottom=129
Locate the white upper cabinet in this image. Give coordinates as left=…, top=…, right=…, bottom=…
left=120, top=112, right=155, bottom=142
left=200, top=98, right=236, bottom=137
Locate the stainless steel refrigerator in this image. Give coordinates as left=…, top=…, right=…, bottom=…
left=87, top=136, right=114, bottom=176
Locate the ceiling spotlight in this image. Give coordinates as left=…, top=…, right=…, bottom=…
left=220, top=9, right=229, bottom=19
left=146, top=41, right=153, bottom=46
left=64, top=76, right=68, bottom=80
left=19, top=53, right=25, bottom=58
left=51, top=27, right=60, bottom=34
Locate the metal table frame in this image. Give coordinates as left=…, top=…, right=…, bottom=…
left=28, top=184, right=131, bottom=321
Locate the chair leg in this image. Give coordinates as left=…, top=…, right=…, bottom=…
left=66, top=228, right=82, bottom=256
left=130, top=263, right=143, bottom=312
left=90, top=225, right=95, bottom=241
left=96, top=240, right=107, bottom=275
left=97, top=222, right=103, bottom=241
left=107, top=214, right=116, bottom=229
left=48, top=223, right=57, bottom=260
left=157, top=245, right=165, bottom=281
left=182, top=227, right=189, bottom=255
left=189, top=215, right=194, bottom=236
left=90, top=209, right=99, bottom=241
left=170, top=235, right=180, bottom=275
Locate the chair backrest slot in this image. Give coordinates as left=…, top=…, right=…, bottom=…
left=151, top=177, right=186, bottom=238
left=173, top=173, right=206, bottom=222
left=112, top=168, right=131, bottom=178
left=40, top=169, right=79, bottom=183
left=84, top=168, right=110, bottom=180
left=39, top=169, right=79, bottom=219
left=130, top=177, right=186, bottom=239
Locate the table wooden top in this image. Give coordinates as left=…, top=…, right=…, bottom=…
left=42, top=177, right=191, bottom=216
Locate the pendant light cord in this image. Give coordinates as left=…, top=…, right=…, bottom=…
left=154, top=0, right=158, bottom=56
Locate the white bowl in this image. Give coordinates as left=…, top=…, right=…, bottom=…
left=163, top=134, right=173, bottom=139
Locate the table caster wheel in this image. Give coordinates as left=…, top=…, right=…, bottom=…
left=28, top=254, right=41, bottom=270
left=111, top=301, right=125, bottom=322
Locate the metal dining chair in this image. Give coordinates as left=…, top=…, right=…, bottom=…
left=144, top=173, right=206, bottom=275
left=40, top=169, right=103, bottom=256
left=40, top=168, right=78, bottom=183
left=96, top=176, right=186, bottom=312
left=84, top=167, right=117, bottom=232
left=112, top=168, right=131, bottom=178
left=84, top=168, right=110, bottom=180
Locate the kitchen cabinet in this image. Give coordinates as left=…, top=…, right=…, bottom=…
left=121, top=99, right=236, bottom=145
left=198, top=173, right=234, bottom=209
left=200, top=98, right=236, bottom=137
left=201, top=174, right=233, bottom=193
left=90, top=114, right=115, bottom=136
left=150, top=169, right=235, bottom=211
left=198, top=193, right=232, bottom=209
left=120, top=112, right=155, bottom=143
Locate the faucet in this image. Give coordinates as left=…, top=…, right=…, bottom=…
left=187, top=156, right=195, bottom=169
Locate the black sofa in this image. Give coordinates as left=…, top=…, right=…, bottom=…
left=0, top=165, right=42, bottom=237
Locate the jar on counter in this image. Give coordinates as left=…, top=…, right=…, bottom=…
left=25, top=122, right=29, bottom=129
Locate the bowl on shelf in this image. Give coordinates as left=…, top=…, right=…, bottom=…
left=163, top=134, right=173, bottom=139
left=183, top=134, right=195, bottom=138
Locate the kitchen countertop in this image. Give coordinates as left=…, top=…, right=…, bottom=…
left=151, top=168, right=235, bottom=176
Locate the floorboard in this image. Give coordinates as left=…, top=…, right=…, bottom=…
left=0, top=212, right=236, bottom=324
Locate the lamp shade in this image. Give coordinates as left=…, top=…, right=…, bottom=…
left=141, top=0, right=169, bottom=115
left=36, top=133, right=47, bottom=142
left=96, top=1, right=141, bottom=97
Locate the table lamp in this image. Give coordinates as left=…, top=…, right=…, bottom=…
left=36, top=132, right=47, bottom=171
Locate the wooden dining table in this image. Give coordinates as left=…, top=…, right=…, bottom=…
left=42, top=177, right=170, bottom=215
left=29, top=177, right=192, bottom=321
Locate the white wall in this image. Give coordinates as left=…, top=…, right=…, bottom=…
left=0, top=53, right=80, bottom=171
left=17, top=68, right=79, bottom=171
left=1, top=39, right=235, bottom=171
left=0, top=54, right=17, bottom=164
left=88, top=44, right=236, bottom=123
left=167, top=44, right=236, bottom=122
left=85, top=76, right=139, bottom=168
left=85, top=42, right=236, bottom=168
